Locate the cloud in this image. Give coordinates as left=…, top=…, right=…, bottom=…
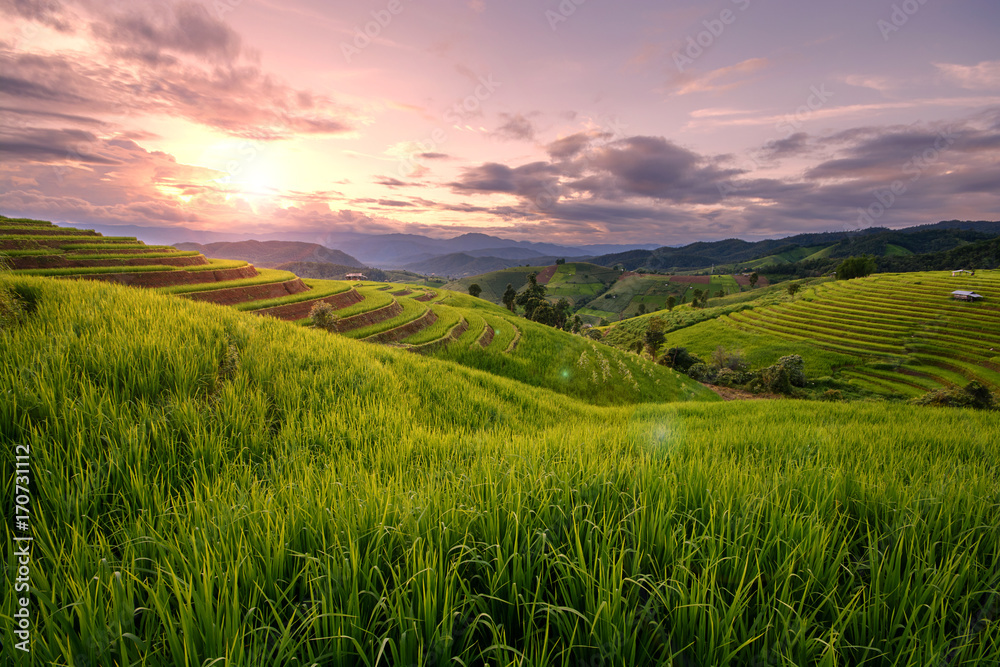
left=0, top=127, right=119, bottom=164
left=0, top=1, right=357, bottom=140
left=672, top=57, right=769, bottom=96
left=0, top=0, right=73, bottom=31
left=492, top=112, right=536, bottom=142
left=935, top=61, right=1000, bottom=90
left=90, top=2, right=242, bottom=65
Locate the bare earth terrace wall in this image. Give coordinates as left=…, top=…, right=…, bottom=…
left=668, top=275, right=711, bottom=285
left=12, top=255, right=207, bottom=270
left=184, top=278, right=310, bottom=307
left=365, top=308, right=437, bottom=344
left=74, top=265, right=258, bottom=288
left=336, top=299, right=403, bottom=333
left=251, top=287, right=363, bottom=321
left=415, top=291, right=436, bottom=302
left=476, top=324, right=495, bottom=348
left=0, top=228, right=99, bottom=236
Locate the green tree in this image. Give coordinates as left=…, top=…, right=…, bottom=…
left=555, top=258, right=566, bottom=265
left=644, top=317, right=666, bottom=356
left=692, top=289, right=704, bottom=307
left=666, top=295, right=677, bottom=311
left=836, top=255, right=877, bottom=280
left=554, top=298, right=572, bottom=329
left=502, top=283, right=517, bottom=311
left=637, top=303, right=647, bottom=316
left=515, top=273, right=548, bottom=320
left=786, top=282, right=801, bottom=296
left=468, top=283, right=483, bottom=298
left=571, top=315, right=583, bottom=334
left=715, top=289, right=724, bottom=298
left=749, top=272, right=759, bottom=288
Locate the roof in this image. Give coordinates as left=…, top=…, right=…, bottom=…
left=952, top=290, right=983, bottom=297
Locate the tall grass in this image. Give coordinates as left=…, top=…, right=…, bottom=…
left=1, top=275, right=998, bottom=666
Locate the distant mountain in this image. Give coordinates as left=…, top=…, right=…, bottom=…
left=589, top=223, right=1000, bottom=272
left=401, top=253, right=523, bottom=278
left=175, top=240, right=363, bottom=268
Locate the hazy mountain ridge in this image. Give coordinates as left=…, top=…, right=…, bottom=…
left=174, top=240, right=363, bottom=268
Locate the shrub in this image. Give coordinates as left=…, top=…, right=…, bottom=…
left=658, top=347, right=703, bottom=372
left=714, top=367, right=747, bottom=387
left=711, top=346, right=749, bottom=373
left=910, top=382, right=996, bottom=410
left=686, top=362, right=716, bottom=383
left=756, top=355, right=805, bottom=394
left=310, top=302, right=341, bottom=332
left=821, top=389, right=844, bottom=401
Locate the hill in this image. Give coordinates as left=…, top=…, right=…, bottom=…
left=401, top=252, right=529, bottom=278
left=589, top=222, right=1000, bottom=273
left=599, top=270, right=1000, bottom=399
left=175, top=240, right=363, bottom=268
left=2, top=272, right=998, bottom=665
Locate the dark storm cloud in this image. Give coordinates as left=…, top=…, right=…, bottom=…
left=760, top=132, right=810, bottom=159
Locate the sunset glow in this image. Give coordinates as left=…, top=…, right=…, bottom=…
left=1, top=0, right=998, bottom=245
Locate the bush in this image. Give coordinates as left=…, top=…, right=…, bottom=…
left=714, top=367, right=747, bottom=387
left=658, top=347, right=703, bottom=372
left=309, top=302, right=341, bottom=332
left=711, top=346, right=749, bottom=373
left=686, top=362, right=716, bottom=383
left=910, top=382, right=996, bottom=410
left=821, top=389, right=844, bottom=401
left=756, top=355, right=805, bottom=394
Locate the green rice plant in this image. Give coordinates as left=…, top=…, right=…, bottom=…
left=158, top=269, right=298, bottom=294
left=1, top=274, right=998, bottom=666
left=237, top=279, right=351, bottom=312
left=342, top=298, right=427, bottom=339
left=403, top=303, right=464, bottom=346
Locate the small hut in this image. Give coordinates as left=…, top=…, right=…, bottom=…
left=951, top=290, right=984, bottom=302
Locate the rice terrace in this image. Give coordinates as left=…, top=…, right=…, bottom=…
left=2, top=1, right=1000, bottom=665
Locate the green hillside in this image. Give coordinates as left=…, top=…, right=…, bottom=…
left=3, top=274, right=999, bottom=666
left=602, top=271, right=1000, bottom=399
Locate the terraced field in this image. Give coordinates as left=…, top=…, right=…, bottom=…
left=664, top=271, right=1000, bottom=396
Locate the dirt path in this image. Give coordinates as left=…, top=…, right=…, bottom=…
left=704, top=384, right=780, bottom=401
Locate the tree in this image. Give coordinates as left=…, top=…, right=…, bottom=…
left=644, top=317, right=666, bottom=356
left=571, top=315, right=583, bottom=334
left=637, top=303, right=647, bottom=316
left=836, top=255, right=877, bottom=280
left=715, top=290, right=724, bottom=299
left=786, top=282, right=801, bottom=296
left=468, top=283, right=482, bottom=298
left=749, top=272, right=759, bottom=288
left=692, top=289, right=704, bottom=307
left=309, top=302, right=340, bottom=332
left=515, top=272, right=548, bottom=320
left=666, top=295, right=677, bottom=311
left=502, top=283, right=517, bottom=311
left=554, top=298, right=572, bottom=329
left=555, top=258, right=566, bottom=265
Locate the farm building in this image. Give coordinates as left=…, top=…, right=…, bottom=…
left=345, top=273, right=367, bottom=280
left=951, top=290, right=984, bottom=301
left=951, top=269, right=975, bottom=276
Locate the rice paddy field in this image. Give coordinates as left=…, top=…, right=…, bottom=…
left=656, top=271, right=1000, bottom=397
left=2, top=273, right=999, bottom=666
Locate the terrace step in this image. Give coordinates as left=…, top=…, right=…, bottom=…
left=11, top=254, right=208, bottom=270
left=184, top=278, right=311, bottom=307
left=252, top=287, right=364, bottom=321
left=411, top=317, right=470, bottom=354
left=71, top=264, right=259, bottom=288
left=335, top=299, right=403, bottom=333
left=364, top=308, right=437, bottom=344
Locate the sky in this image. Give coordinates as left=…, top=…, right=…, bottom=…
left=1, top=0, right=999, bottom=246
